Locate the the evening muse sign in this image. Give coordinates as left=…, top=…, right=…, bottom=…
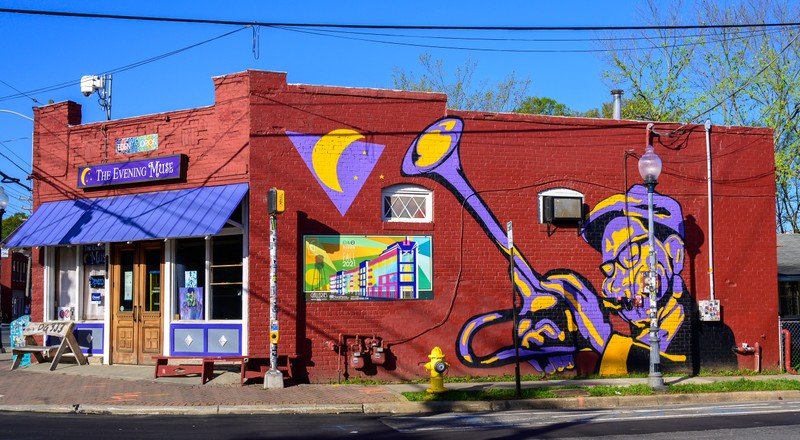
left=77, top=155, right=186, bottom=189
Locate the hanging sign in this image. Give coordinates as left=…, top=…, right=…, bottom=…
left=77, top=154, right=186, bottom=189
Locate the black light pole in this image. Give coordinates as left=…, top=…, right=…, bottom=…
left=0, top=186, right=8, bottom=353
left=638, top=140, right=667, bottom=391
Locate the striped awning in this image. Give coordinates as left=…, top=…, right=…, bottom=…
left=4, top=183, right=248, bottom=247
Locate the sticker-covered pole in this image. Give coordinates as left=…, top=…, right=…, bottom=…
left=265, top=188, right=285, bottom=389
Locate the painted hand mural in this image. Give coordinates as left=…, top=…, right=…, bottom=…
left=401, top=117, right=688, bottom=375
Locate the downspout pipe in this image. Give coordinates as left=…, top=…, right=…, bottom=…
left=784, top=329, right=797, bottom=374
left=705, top=120, right=716, bottom=301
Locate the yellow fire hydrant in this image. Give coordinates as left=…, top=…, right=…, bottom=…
left=423, top=346, right=449, bottom=394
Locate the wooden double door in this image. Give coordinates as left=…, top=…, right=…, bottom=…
left=111, top=242, right=163, bottom=365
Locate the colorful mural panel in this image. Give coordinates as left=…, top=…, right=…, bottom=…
left=288, top=129, right=385, bottom=216
left=116, top=134, right=158, bottom=154
left=304, top=235, right=432, bottom=302
left=402, top=117, right=694, bottom=375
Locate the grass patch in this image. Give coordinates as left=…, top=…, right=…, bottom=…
left=401, top=379, right=800, bottom=401
left=587, top=384, right=655, bottom=397
left=402, top=387, right=561, bottom=402
left=670, top=378, right=800, bottom=393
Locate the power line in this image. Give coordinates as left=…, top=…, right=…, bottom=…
left=0, top=26, right=249, bottom=103
left=1, top=7, right=799, bottom=32
left=276, top=23, right=792, bottom=54
left=671, top=27, right=800, bottom=131
left=286, top=23, right=791, bottom=44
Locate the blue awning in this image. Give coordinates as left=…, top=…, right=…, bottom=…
left=4, top=183, right=248, bottom=247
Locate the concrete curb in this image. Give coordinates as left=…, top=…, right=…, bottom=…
left=2, top=391, right=800, bottom=415
left=217, top=404, right=364, bottom=415
left=78, top=405, right=220, bottom=416
left=364, top=390, right=800, bottom=414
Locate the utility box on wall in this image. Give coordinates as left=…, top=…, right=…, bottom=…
left=699, top=300, right=721, bottom=321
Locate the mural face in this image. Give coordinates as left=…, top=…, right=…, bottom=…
left=303, top=235, right=433, bottom=302
left=288, top=130, right=385, bottom=216
left=402, top=117, right=688, bottom=375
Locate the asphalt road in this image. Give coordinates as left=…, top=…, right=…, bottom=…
left=3, top=400, right=800, bottom=439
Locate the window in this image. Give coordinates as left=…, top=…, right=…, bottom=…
left=55, top=247, right=78, bottom=320
left=382, top=184, right=432, bottom=223
left=780, top=281, right=800, bottom=317
left=174, top=233, right=243, bottom=321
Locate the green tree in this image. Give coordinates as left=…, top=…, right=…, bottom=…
left=515, top=96, right=575, bottom=116
left=2, top=211, right=27, bottom=239
left=392, top=53, right=531, bottom=112
left=602, top=0, right=800, bottom=232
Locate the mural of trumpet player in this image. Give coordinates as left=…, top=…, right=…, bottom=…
left=402, top=116, right=689, bottom=375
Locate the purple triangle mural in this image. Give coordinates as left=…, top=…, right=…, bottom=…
left=288, top=130, right=385, bottom=216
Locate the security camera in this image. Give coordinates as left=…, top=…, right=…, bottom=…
left=80, top=75, right=102, bottom=97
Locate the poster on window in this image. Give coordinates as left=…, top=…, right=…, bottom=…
left=185, top=271, right=197, bottom=288
left=303, top=235, right=432, bottom=302
left=124, top=271, right=133, bottom=301
left=179, top=287, right=204, bottom=320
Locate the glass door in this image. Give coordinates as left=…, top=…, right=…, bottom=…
left=111, top=242, right=163, bottom=364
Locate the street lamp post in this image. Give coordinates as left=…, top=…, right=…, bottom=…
left=638, top=142, right=667, bottom=391
left=0, top=186, right=8, bottom=353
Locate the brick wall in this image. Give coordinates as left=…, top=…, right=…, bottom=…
left=29, top=70, right=777, bottom=381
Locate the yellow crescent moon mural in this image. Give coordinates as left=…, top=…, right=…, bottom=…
left=80, top=167, right=91, bottom=186
left=311, top=129, right=364, bottom=193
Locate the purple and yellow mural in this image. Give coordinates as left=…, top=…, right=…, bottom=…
left=401, top=117, right=690, bottom=375
left=304, top=235, right=433, bottom=302
left=288, top=130, right=385, bottom=216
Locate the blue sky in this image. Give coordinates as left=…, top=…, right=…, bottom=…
left=0, top=1, right=653, bottom=216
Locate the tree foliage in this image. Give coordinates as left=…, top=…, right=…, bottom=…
left=2, top=211, right=27, bottom=239
left=392, top=53, right=531, bottom=113
left=515, top=96, right=574, bottom=116
left=603, top=0, right=800, bottom=232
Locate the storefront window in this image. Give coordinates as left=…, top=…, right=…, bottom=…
left=211, top=234, right=243, bottom=320
left=174, top=234, right=243, bottom=321
left=81, top=244, right=106, bottom=320
left=55, top=247, right=78, bottom=320
left=175, top=238, right=206, bottom=320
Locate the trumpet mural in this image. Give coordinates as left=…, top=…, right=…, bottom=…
left=402, top=117, right=689, bottom=375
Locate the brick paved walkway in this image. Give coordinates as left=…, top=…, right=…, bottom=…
left=0, top=355, right=405, bottom=408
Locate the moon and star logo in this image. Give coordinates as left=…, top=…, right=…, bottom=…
left=288, top=129, right=385, bottom=216
left=80, top=167, right=92, bottom=187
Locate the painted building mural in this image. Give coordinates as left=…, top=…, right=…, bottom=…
left=288, top=129, right=385, bottom=216
left=401, top=117, right=696, bottom=375
left=304, top=235, right=433, bottom=302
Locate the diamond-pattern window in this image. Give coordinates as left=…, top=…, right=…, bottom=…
left=382, top=185, right=432, bottom=223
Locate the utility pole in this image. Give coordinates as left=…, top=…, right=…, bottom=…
left=265, top=188, right=285, bottom=389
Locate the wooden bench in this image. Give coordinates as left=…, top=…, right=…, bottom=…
left=153, top=355, right=292, bottom=385
left=11, top=321, right=88, bottom=371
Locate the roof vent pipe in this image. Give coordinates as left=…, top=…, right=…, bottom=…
left=611, top=89, right=623, bottom=120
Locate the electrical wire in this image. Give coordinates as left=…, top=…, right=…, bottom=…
left=0, top=139, right=32, bottom=169
left=0, top=26, right=250, bottom=103
left=667, top=28, right=800, bottom=134
left=2, top=7, right=799, bottom=32
left=288, top=25, right=783, bottom=43
left=274, top=23, right=791, bottom=54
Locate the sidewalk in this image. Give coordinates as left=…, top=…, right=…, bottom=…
left=1, top=350, right=799, bottom=415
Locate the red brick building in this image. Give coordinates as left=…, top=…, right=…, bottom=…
left=4, top=70, right=776, bottom=381
left=0, top=250, right=29, bottom=323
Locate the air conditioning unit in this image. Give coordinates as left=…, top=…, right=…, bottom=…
left=542, top=196, right=583, bottom=223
